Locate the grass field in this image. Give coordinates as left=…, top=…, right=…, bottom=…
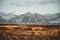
left=0, top=25, right=60, bottom=40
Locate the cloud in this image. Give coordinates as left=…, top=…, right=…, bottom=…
left=10, top=0, right=40, bottom=7
left=11, top=2, right=33, bottom=7
left=0, top=0, right=3, bottom=2
left=11, top=3, right=16, bottom=5
left=39, top=0, right=57, bottom=5
left=0, top=0, right=4, bottom=7
left=16, top=4, right=22, bottom=7
left=11, top=0, right=57, bottom=7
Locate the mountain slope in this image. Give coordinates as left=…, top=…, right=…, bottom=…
left=0, top=12, right=60, bottom=24
left=44, top=12, right=60, bottom=21
left=0, top=12, right=16, bottom=20
left=0, top=17, right=7, bottom=24
left=8, top=12, right=49, bottom=24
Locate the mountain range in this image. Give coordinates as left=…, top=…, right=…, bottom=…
left=0, top=12, right=60, bottom=25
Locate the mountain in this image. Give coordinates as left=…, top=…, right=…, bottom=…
left=0, top=12, right=60, bottom=24
left=0, top=17, right=7, bottom=24
left=8, top=12, right=49, bottom=24
left=43, top=12, right=60, bottom=24
left=0, top=12, right=16, bottom=20
left=44, top=12, right=60, bottom=21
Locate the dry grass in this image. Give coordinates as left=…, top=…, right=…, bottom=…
left=0, top=25, right=60, bottom=40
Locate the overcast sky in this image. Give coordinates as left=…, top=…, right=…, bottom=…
left=0, top=0, right=60, bottom=14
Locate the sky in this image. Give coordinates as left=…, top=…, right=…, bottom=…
left=0, top=0, right=60, bottom=15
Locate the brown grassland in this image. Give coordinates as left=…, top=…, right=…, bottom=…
left=0, top=25, right=60, bottom=40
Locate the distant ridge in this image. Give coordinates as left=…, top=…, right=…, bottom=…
left=8, top=12, right=60, bottom=24
left=0, top=17, right=7, bottom=24
left=0, top=12, right=60, bottom=25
